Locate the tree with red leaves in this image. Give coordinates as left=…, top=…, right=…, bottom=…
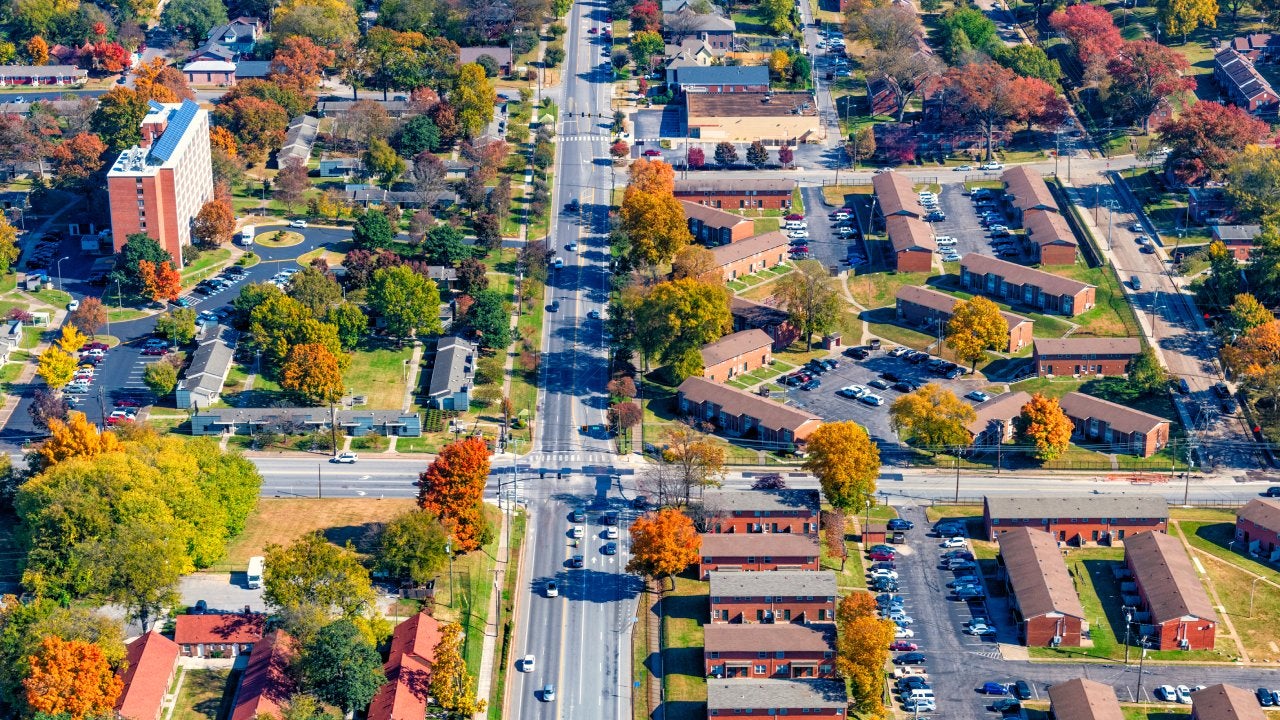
left=942, top=62, right=1058, bottom=160
left=138, top=260, right=182, bottom=302
left=779, top=145, right=794, bottom=168
left=686, top=146, right=705, bottom=168
left=1048, top=4, right=1123, bottom=67
left=1107, top=40, right=1196, bottom=132
left=88, top=41, right=132, bottom=73
left=631, top=0, right=661, bottom=32
left=1157, top=101, right=1270, bottom=185
left=417, top=437, right=492, bottom=552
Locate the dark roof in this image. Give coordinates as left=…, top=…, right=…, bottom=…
left=703, top=623, right=834, bottom=653
left=1237, top=498, right=1280, bottom=533
left=428, top=336, right=474, bottom=398
left=961, top=254, right=1094, bottom=297
left=675, top=178, right=795, bottom=194
left=664, top=8, right=736, bottom=31
left=730, top=295, right=789, bottom=328
left=709, top=231, right=789, bottom=266
left=1023, top=207, right=1076, bottom=247
left=701, top=329, right=773, bottom=366
left=1190, top=684, right=1266, bottom=720
left=984, top=495, right=1168, bottom=521
left=1047, top=679, right=1123, bottom=720
left=702, top=489, right=821, bottom=514
left=1002, top=166, right=1057, bottom=213
left=234, top=60, right=271, bottom=78
left=1215, top=48, right=1278, bottom=102
left=1211, top=224, right=1262, bottom=242
left=679, top=376, right=822, bottom=438
left=707, top=679, right=847, bottom=711
left=967, top=391, right=1031, bottom=436
left=0, top=65, right=86, bottom=78
left=1059, top=392, right=1168, bottom=435
left=671, top=64, right=770, bottom=87
left=997, top=527, right=1085, bottom=620
left=700, top=533, right=820, bottom=558
left=188, top=42, right=237, bottom=61
left=686, top=92, right=818, bottom=118
left=150, top=100, right=200, bottom=164
left=895, top=285, right=1031, bottom=331
left=459, top=46, right=513, bottom=66
left=1033, top=337, right=1142, bottom=357
left=710, top=571, right=836, bottom=598
left=1125, top=530, right=1218, bottom=624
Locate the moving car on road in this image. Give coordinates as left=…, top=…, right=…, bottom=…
left=332, top=452, right=358, bottom=463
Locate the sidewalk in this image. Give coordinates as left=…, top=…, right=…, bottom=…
left=472, top=506, right=510, bottom=718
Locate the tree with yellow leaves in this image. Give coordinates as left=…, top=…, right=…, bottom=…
left=26, top=36, right=48, bottom=65
left=945, top=296, right=1008, bottom=372
left=835, top=593, right=895, bottom=717
left=889, top=383, right=977, bottom=452
left=210, top=126, right=238, bottom=157
left=36, top=345, right=76, bottom=390
left=1016, top=393, right=1074, bottom=462
left=24, top=636, right=123, bottom=720
left=660, top=425, right=726, bottom=506
left=671, top=244, right=719, bottom=282
left=626, top=508, right=701, bottom=590
left=34, top=412, right=122, bottom=470
left=619, top=181, right=692, bottom=269
left=803, top=421, right=880, bottom=512
left=430, top=623, right=486, bottom=717
left=0, top=211, right=18, bottom=274
left=1158, top=0, right=1216, bottom=43
left=56, top=325, right=86, bottom=357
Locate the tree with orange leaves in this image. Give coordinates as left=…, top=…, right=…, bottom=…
left=626, top=157, right=676, bottom=195
left=49, top=132, right=107, bottom=189
left=625, top=508, right=700, bottom=590
left=138, top=259, right=181, bottom=302
left=210, top=126, right=238, bottom=157
left=270, top=36, right=335, bottom=91
left=417, top=437, right=492, bottom=552
left=1223, top=319, right=1280, bottom=409
left=26, top=35, right=48, bottom=65
left=133, top=57, right=195, bottom=102
left=24, top=636, right=122, bottom=719
left=281, top=343, right=345, bottom=404
left=34, top=411, right=122, bottom=470
left=835, top=592, right=895, bottom=716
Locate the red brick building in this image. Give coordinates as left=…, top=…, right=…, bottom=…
left=707, top=679, right=847, bottom=717
left=704, top=623, right=836, bottom=679
left=1023, top=208, right=1078, bottom=266
left=1002, top=166, right=1058, bottom=227
left=886, top=215, right=935, bottom=272
left=731, top=296, right=799, bottom=351
left=997, top=528, right=1085, bottom=647
left=677, top=377, right=822, bottom=450
left=1125, top=530, right=1218, bottom=651
left=710, top=231, right=790, bottom=281
left=702, top=329, right=773, bottom=383
left=968, top=391, right=1032, bottom=449
left=674, top=178, right=796, bottom=210
left=960, top=254, right=1096, bottom=317
left=174, top=612, right=266, bottom=658
left=1048, top=679, right=1123, bottom=720
left=1191, top=684, right=1266, bottom=720
left=116, top=632, right=180, bottom=720
left=369, top=612, right=442, bottom=720
left=701, top=489, right=821, bottom=535
left=1033, top=337, right=1144, bottom=378
left=895, top=285, right=1033, bottom=353
left=699, top=533, right=821, bottom=578
left=983, top=495, right=1169, bottom=545
left=1234, top=498, right=1280, bottom=564
left=230, top=631, right=297, bottom=720
left=709, top=571, right=838, bottom=624
left=1210, top=224, right=1262, bottom=262
left=1059, top=391, right=1170, bottom=458
left=683, top=200, right=755, bottom=246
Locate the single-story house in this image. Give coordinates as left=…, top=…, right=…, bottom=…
left=174, top=612, right=266, bottom=658
left=174, top=324, right=236, bottom=409
left=0, top=65, right=87, bottom=86
left=233, top=60, right=271, bottom=81
left=191, top=408, right=423, bottom=437
left=427, top=336, right=475, bottom=411
left=707, top=679, right=846, bottom=717
left=668, top=64, right=770, bottom=93
left=459, top=46, right=514, bottom=75
left=319, top=158, right=363, bottom=178
left=182, top=60, right=237, bottom=86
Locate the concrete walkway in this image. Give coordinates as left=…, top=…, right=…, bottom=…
left=473, top=504, right=511, bottom=718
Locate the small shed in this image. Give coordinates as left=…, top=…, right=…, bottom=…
left=862, top=521, right=888, bottom=546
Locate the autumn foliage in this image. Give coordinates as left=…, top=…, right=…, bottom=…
left=417, top=437, right=491, bottom=552
left=835, top=593, right=895, bottom=716
left=803, top=421, right=880, bottom=511
left=280, top=343, right=345, bottom=404
left=1048, top=4, right=1122, bottom=66
left=24, top=636, right=123, bottom=720
left=35, top=412, right=122, bottom=470
left=625, top=508, right=701, bottom=589
left=138, top=260, right=182, bottom=302
left=1016, top=393, right=1073, bottom=462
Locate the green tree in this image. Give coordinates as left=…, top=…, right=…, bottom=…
left=1158, top=0, right=1217, bottom=42
left=629, top=30, right=665, bottom=69
left=352, top=209, right=394, bottom=250
left=368, top=265, right=443, bottom=339
left=364, top=137, right=405, bottom=188
left=155, top=308, right=197, bottom=345
left=760, top=0, right=794, bottom=33
left=774, top=259, right=843, bottom=350
left=0, top=600, right=126, bottom=712
left=1128, top=346, right=1168, bottom=395
left=465, top=289, right=511, bottom=349
left=945, top=296, right=1008, bottom=371
left=1227, top=292, right=1274, bottom=336
left=888, top=383, right=977, bottom=451
left=939, top=7, right=997, bottom=53
left=394, top=115, right=440, bottom=155
left=90, top=87, right=147, bottom=153
left=544, top=43, right=565, bottom=67
left=143, top=359, right=179, bottom=396
left=288, top=267, right=343, bottom=318
left=991, top=44, right=1061, bottom=84
left=633, top=278, right=731, bottom=377
left=247, top=292, right=344, bottom=373
left=111, top=233, right=171, bottom=294
left=746, top=141, right=769, bottom=168
left=94, top=516, right=186, bottom=632
left=452, top=63, right=496, bottom=138
left=161, top=0, right=229, bottom=41
left=299, top=620, right=385, bottom=714
left=714, top=142, right=738, bottom=167
left=423, top=224, right=473, bottom=265
left=326, top=302, right=368, bottom=350
left=376, top=510, right=449, bottom=584
left=1226, top=147, right=1280, bottom=221
left=263, top=532, right=376, bottom=639
left=803, top=421, right=880, bottom=511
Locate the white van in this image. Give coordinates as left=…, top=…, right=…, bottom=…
left=784, top=221, right=808, bottom=230
left=246, top=556, right=264, bottom=589
left=237, top=226, right=255, bottom=245
left=907, top=689, right=936, bottom=702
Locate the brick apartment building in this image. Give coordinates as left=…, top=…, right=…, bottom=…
left=886, top=215, right=936, bottom=272
left=174, top=612, right=265, bottom=658
left=710, top=231, right=790, bottom=281
left=682, top=200, right=755, bottom=245
left=698, top=533, right=821, bottom=578
left=983, top=495, right=1169, bottom=545
left=1191, top=684, right=1266, bottom=720
left=701, top=329, right=773, bottom=383
left=1058, top=391, right=1170, bottom=457
left=1231, top=32, right=1280, bottom=61
left=1048, top=679, right=1123, bottom=720
left=230, top=631, right=297, bottom=720
left=895, top=285, right=1034, bottom=353
left=704, top=623, right=836, bottom=678
left=1210, top=224, right=1262, bottom=262
left=960, top=254, right=1096, bottom=317
left=1033, top=337, right=1144, bottom=377
left=701, top=489, right=821, bottom=535
left=107, top=100, right=214, bottom=268
left=997, top=528, right=1085, bottom=647
left=1002, top=166, right=1058, bottom=227
left=1125, top=530, right=1218, bottom=651
left=730, top=296, right=799, bottom=351
left=677, top=377, right=822, bottom=449
left=116, top=632, right=180, bottom=720
left=872, top=171, right=924, bottom=220
left=709, top=571, right=838, bottom=624
left=707, top=679, right=847, bottom=717
left=968, top=391, right=1031, bottom=449
left=1214, top=48, right=1280, bottom=115
left=369, top=612, right=441, bottom=720
left=1023, top=208, right=1078, bottom=266
left=1234, top=498, right=1280, bottom=564
left=674, top=178, right=796, bottom=210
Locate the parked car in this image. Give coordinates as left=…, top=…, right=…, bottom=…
left=887, top=518, right=913, bottom=531
left=992, top=698, right=1022, bottom=713
left=1011, top=682, right=1031, bottom=701
left=942, top=537, right=967, bottom=548
left=895, top=652, right=927, bottom=665
left=838, top=385, right=868, bottom=399
left=1176, top=686, right=1193, bottom=704
left=1257, top=688, right=1275, bottom=707
left=965, top=390, right=991, bottom=402
left=869, top=549, right=896, bottom=561
left=980, top=162, right=1004, bottom=170
left=801, top=379, right=821, bottom=391
left=289, top=219, right=307, bottom=228
left=890, top=642, right=919, bottom=652
left=981, top=683, right=1009, bottom=695
left=893, top=626, right=915, bottom=638
left=1155, top=686, right=1178, bottom=702
left=965, top=622, right=996, bottom=636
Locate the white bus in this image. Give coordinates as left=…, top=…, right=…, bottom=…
left=246, top=556, right=264, bottom=589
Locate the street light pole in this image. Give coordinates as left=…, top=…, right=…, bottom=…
left=56, top=256, right=69, bottom=292
left=1123, top=609, right=1132, bottom=664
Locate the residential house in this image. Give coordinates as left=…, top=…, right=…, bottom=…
left=709, top=571, right=837, bottom=624
left=1189, top=187, right=1231, bottom=223
left=701, top=329, right=773, bottom=383
left=1210, top=224, right=1262, bottom=262
left=675, top=178, right=796, bottom=210
left=700, top=488, right=821, bottom=535
left=730, top=296, right=799, bottom=351
left=182, top=60, right=237, bottom=86
left=959, top=254, right=1097, bottom=317
left=1125, top=530, right=1218, bottom=650
left=1022, top=207, right=1078, bottom=265
left=233, top=60, right=271, bottom=82
left=704, top=624, right=836, bottom=678
left=685, top=92, right=821, bottom=144
left=664, top=40, right=718, bottom=78
left=317, top=99, right=412, bottom=118
left=668, top=65, right=770, bottom=93
left=1058, top=391, right=1170, bottom=457
left=895, top=285, right=1034, bottom=353
left=1047, top=679, right=1123, bottom=720
left=191, top=408, right=423, bottom=437
left=1231, top=33, right=1280, bottom=61
left=983, top=495, right=1169, bottom=545
left=682, top=200, right=755, bottom=245
left=699, top=534, right=821, bottom=578
left=967, top=391, right=1032, bottom=449
left=425, top=265, right=457, bottom=291
left=709, top=231, right=790, bottom=280
left=1002, top=166, right=1058, bottom=226
left=427, top=336, right=474, bottom=411
left=174, top=324, right=236, bottom=409
left=1033, top=337, right=1143, bottom=377
left=115, top=632, right=180, bottom=720
left=278, top=115, right=320, bottom=168
left=866, top=76, right=901, bottom=118
left=186, top=41, right=239, bottom=64
left=707, top=679, right=847, bottom=717
left=319, top=158, right=363, bottom=178
left=1214, top=48, right=1279, bottom=115
left=368, top=612, right=442, bottom=720
left=174, top=612, right=266, bottom=658
left=997, top=528, right=1085, bottom=646
left=677, top=376, right=822, bottom=449
left=663, top=8, right=736, bottom=50
left=459, top=46, right=514, bottom=75
left=872, top=171, right=925, bottom=220
left=229, top=631, right=296, bottom=720
left=206, top=17, right=263, bottom=55
left=886, top=215, right=936, bottom=272
left=1191, top=684, right=1267, bottom=720
left=0, top=65, right=87, bottom=85
left=1233, top=498, right=1280, bottom=563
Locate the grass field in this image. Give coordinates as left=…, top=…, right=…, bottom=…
left=344, top=344, right=415, bottom=409
left=180, top=248, right=232, bottom=285
left=223, top=498, right=417, bottom=566
left=171, top=668, right=236, bottom=720
left=255, top=230, right=305, bottom=248
left=662, top=574, right=709, bottom=720
left=297, top=241, right=353, bottom=267
left=847, top=271, right=935, bottom=309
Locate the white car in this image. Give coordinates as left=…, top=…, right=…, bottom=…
left=289, top=219, right=307, bottom=228
left=965, top=390, right=991, bottom=402
left=942, top=253, right=962, bottom=262
left=522, top=654, right=536, bottom=672
left=571, top=525, right=585, bottom=538
left=980, top=162, right=1004, bottom=170
left=869, top=568, right=899, bottom=581
left=553, top=257, right=565, bottom=269
left=788, top=230, right=810, bottom=239
left=66, top=300, right=79, bottom=312
left=903, top=700, right=935, bottom=713
left=833, top=212, right=851, bottom=220
left=875, top=167, right=895, bottom=174
left=859, top=393, right=885, bottom=407
left=546, top=580, right=559, bottom=597
left=888, top=611, right=913, bottom=624
left=565, top=241, right=577, bottom=251
left=965, top=623, right=996, bottom=636
left=838, top=385, right=868, bottom=399
left=894, top=626, right=915, bottom=638
left=1155, top=686, right=1177, bottom=702
left=955, top=164, right=972, bottom=171
left=1176, top=686, right=1192, bottom=704
left=837, top=227, right=856, bottom=236
left=332, top=452, right=358, bottom=464
left=935, top=236, right=956, bottom=246
left=605, top=526, right=619, bottom=539
left=942, top=537, right=967, bottom=548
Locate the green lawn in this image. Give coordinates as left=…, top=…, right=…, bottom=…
left=662, top=574, right=709, bottom=720
left=171, top=668, right=235, bottom=720
left=1028, top=547, right=1124, bottom=661
left=1187, top=537, right=1280, bottom=662
left=344, top=344, right=415, bottom=410
left=847, top=271, right=935, bottom=309
left=432, top=504, right=506, bottom=689
left=180, top=248, right=232, bottom=284
left=32, top=288, right=70, bottom=307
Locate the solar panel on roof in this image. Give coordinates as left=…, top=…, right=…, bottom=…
left=147, top=100, right=165, bottom=112
left=150, top=100, right=199, bottom=164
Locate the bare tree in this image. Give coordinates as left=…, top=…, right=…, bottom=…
left=852, top=4, right=921, bottom=53
left=687, top=498, right=728, bottom=532
left=637, top=461, right=685, bottom=509
left=864, top=50, right=943, bottom=123
left=413, top=151, right=447, bottom=207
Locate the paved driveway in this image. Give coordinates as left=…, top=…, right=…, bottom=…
left=932, top=184, right=988, bottom=260
left=799, top=186, right=847, bottom=271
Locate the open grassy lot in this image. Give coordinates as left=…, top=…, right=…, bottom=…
left=1028, top=546, right=1124, bottom=661
left=344, top=343, right=415, bottom=409
left=663, top=573, right=709, bottom=720
left=223, top=498, right=417, bottom=567
left=847, top=271, right=934, bottom=309
left=180, top=248, right=232, bottom=286
left=1191, top=546, right=1280, bottom=662
left=171, top=667, right=237, bottom=720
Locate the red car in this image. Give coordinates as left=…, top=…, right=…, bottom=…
left=869, top=549, right=896, bottom=561
left=890, top=641, right=918, bottom=651
left=785, top=213, right=804, bottom=221
left=643, top=149, right=662, bottom=157
left=80, top=342, right=109, bottom=352
left=789, top=246, right=809, bottom=254
left=142, top=347, right=170, bottom=356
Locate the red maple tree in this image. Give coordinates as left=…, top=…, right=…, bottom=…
left=417, top=437, right=492, bottom=552
left=1048, top=4, right=1122, bottom=66
left=1157, top=101, right=1270, bottom=184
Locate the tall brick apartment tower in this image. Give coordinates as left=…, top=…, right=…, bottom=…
left=107, top=99, right=213, bottom=267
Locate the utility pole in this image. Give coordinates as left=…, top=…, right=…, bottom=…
left=1136, top=639, right=1149, bottom=701
left=316, top=463, right=322, bottom=499
left=953, top=447, right=961, bottom=502
left=1123, top=609, right=1132, bottom=664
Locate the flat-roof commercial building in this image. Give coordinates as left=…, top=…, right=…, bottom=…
left=960, top=254, right=1096, bottom=317
left=1047, top=679, right=1124, bottom=720
left=1058, top=391, right=1170, bottom=458
left=1234, top=498, right=1280, bottom=563
left=895, top=285, right=1033, bottom=353
left=698, top=533, right=820, bottom=578
left=675, top=177, right=796, bottom=210
left=709, top=571, right=837, bottom=624
left=707, top=679, right=847, bottom=717
left=997, top=528, right=1085, bottom=646
left=685, top=92, right=823, bottom=144
left=983, top=495, right=1168, bottom=545
left=1125, top=530, right=1218, bottom=651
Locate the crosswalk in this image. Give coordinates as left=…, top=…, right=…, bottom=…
left=555, top=135, right=664, bottom=143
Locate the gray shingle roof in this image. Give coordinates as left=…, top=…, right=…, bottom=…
left=960, top=254, right=1094, bottom=298
left=675, top=178, right=795, bottom=194
left=1190, top=684, right=1266, bottom=720
left=681, top=200, right=753, bottom=230
left=1237, top=498, right=1280, bottom=533
left=984, top=495, right=1169, bottom=521
left=1002, top=166, right=1057, bottom=213
left=709, top=571, right=836, bottom=598
left=707, top=679, right=846, bottom=711
left=180, top=324, right=236, bottom=398
left=428, top=336, right=474, bottom=397
left=998, top=527, right=1085, bottom=620
left=1059, top=392, right=1168, bottom=435
left=967, top=391, right=1031, bottom=436
left=671, top=64, right=769, bottom=87
left=1033, top=337, right=1143, bottom=357
left=702, top=489, right=820, bottom=514
left=1125, top=530, right=1218, bottom=624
